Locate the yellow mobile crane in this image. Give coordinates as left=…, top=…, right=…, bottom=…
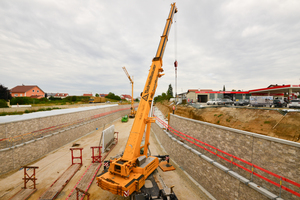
left=122, top=66, right=136, bottom=118
left=97, top=3, right=177, bottom=199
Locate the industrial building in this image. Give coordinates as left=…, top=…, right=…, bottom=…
left=182, top=84, right=300, bottom=103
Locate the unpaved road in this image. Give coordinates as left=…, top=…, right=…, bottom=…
left=0, top=115, right=210, bottom=200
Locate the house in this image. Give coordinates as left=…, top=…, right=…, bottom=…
left=121, top=94, right=132, bottom=101
left=46, top=93, right=69, bottom=99
left=83, top=93, right=93, bottom=97
left=54, top=93, right=68, bottom=98
left=10, top=85, right=45, bottom=99
left=99, top=94, right=108, bottom=97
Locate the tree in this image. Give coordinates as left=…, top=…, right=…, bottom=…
left=95, top=93, right=99, bottom=97
left=167, top=84, right=173, bottom=98
left=0, top=84, right=12, bottom=102
left=154, top=84, right=174, bottom=103
left=223, top=85, right=226, bottom=91
left=106, top=92, right=121, bottom=100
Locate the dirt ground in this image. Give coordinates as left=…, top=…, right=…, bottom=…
left=0, top=116, right=210, bottom=200
left=156, top=102, right=300, bottom=143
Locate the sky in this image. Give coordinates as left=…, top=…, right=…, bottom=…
left=1, top=0, right=300, bottom=98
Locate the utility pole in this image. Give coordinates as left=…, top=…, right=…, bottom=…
left=174, top=60, right=178, bottom=103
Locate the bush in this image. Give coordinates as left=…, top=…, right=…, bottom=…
left=0, top=99, right=8, bottom=108
left=10, top=97, right=32, bottom=105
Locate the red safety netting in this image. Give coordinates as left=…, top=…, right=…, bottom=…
left=154, top=115, right=300, bottom=198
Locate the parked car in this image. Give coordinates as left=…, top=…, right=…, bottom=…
left=217, top=99, right=234, bottom=105
left=234, top=99, right=250, bottom=106
left=273, top=99, right=287, bottom=107
left=207, top=99, right=219, bottom=105
left=288, top=99, right=300, bottom=108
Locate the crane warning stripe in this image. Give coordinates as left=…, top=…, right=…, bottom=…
left=123, top=190, right=129, bottom=197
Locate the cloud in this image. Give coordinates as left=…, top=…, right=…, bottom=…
left=0, top=0, right=300, bottom=98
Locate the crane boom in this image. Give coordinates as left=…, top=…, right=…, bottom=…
left=122, top=66, right=135, bottom=117
left=97, top=3, right=177, bottom=197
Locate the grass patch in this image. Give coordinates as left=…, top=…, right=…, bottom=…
left=218, top=114, right=223, bottom=117
left=214, top=114, right=217, bottom=116
left=226, top=119, right=231, bottom=122
left=217, top=120, right=220, bottom=124
left=264, top=121, right=271, bottom=124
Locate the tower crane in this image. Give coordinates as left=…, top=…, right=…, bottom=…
left=97, top=3, right=178, bottom=199
left=122, top=66, right=136, bottom=118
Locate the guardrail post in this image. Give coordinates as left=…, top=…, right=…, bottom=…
left=279, top=177, right=282, bottom=197
left=231, top=156, right=233, bottom=170
left=251, top=164, right=254, bottom=182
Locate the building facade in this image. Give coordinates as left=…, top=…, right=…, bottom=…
left=10, top=85, right=45, bottom=99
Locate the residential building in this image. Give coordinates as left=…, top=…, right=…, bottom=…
left=121, top=94, right=132, bottom=101
left=10, top=85, right=45, bottom=99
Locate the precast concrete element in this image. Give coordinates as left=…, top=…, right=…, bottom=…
left=102, top=125, right=115, bottom=153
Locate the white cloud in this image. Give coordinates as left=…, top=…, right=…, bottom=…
left=0, top=0, right=300, bottom=98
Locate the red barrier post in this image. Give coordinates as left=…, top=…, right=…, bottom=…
left=22, top=166, right=39, bottom=189
left=70, top=148, right=83, bottom=165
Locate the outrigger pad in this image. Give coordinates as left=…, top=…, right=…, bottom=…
left=159, top=161, right=175, bottom=172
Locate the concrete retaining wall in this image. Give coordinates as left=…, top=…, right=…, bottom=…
left=0, top=105, right=130, bottom=175
left=152, top=114, right=300, bottom=200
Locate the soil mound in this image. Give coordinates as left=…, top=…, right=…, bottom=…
left=156, top=101, right=300, bottom=142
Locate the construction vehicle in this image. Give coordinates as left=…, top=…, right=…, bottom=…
left=122, top=115, right=129, bottom=123
left=97, top=3, right=178, bottom=199
left=89, top=96, right=105, bottom=103
left=122, top=66, right=136, bottom=118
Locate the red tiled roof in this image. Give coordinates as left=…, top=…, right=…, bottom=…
left=10, top=85, right=36, bottom=93
left=121, top=94, right=132, bottom=99
left=187, top=89, right=198, bottom=92
left=55, top=93, right=68, bottom=97
left=99, top=94, right=108, bottom=97
left=83, top=94, right=93, bottom=96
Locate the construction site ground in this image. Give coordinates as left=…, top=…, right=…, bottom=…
left=156, top=101, right=300, bottom=143
left=0, top=113, right=210, bottom=200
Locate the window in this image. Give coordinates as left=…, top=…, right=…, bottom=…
left=14, top=94, right=18, bottom=97
left=20, top=94, right=22, bottom=97
left=37, top=90, right=39, bottom=93
left=32, top=90, right=35, bottom=92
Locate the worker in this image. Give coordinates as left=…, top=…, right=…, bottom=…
left=172, top=105, right=175, bottom=114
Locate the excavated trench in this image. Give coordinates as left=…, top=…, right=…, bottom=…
left=155, top=101, right=300, bottom=143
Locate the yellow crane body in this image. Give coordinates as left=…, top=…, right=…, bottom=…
left=97, top=3, right=177, bottom=197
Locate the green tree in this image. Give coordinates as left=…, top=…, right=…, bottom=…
left=167, top=84, right=173, bottom=98
left=95, top=93, right=99, bottom=97
left=0, top=84, right=12, bottom=102
left=106, top=92, right=121, bottom=100
left=223, top=85, right=226, bottom=91
left=0, top=99, right=8, bottom=108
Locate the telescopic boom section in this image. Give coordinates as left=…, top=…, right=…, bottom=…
left=122, top=66, right=135, bottom=117
left=97, top=3, right=177, bottom=197
left=123, top=2, right=177, bottom=161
